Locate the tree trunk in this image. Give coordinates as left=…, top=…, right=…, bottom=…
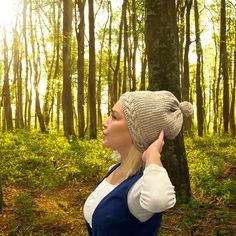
left=30, top=0, right=46, bottom=133
left=13, top=28, right=24, bottom=129
left=63, top=0, right=75, bottom=138
left=212, top=17, right=220, bottom=133
left=145, top=0, right=191, bottom=202
left=88, top=0, right=97, bottom=139
left=123, top=0, right=129, bottom=94
left=220, top=0, right=230, bottom=133
left=182, top=2, right=191, bottom=98
left=75, top=0, right=86, bottom=138
left=107, top=1, right=113, bottom=114
left=39, top=8, right=55, bottom=129
left=194, top=0, right=204, bottom=137
left=112, top=0, right=126, bottom=106
left=182, top=0, right=193, bottom=133
left=36, top=0, right=54, bottom=129
left=35, top=88, right=47, bottom=133
left=3, top=29, right=13, bottom=131
left=131, top=0, right=137, bottom=91
left=23, top=0, right=29, bottom=130
left=55, top=1, right=61, bottom=132
left=97, top=7, right=109, bottom=130
left=140, top=33, right=147, bottom=90
left=34, top=49, right=46, bottom=133
left=56, top=87, right=61, bottom=132
left=230, top=20, right=236, bottom=136
left=1, top=109, right=6, bottom=132
left=28, top=62, right=32, bottom=130
left=178, top=0, right=186, bottom=100
left=230, top=19, right=236, bottom=137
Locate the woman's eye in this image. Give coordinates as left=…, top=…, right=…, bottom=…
left=110, top=112, right=117, bottom=120
left=111, top=114, right=117, bottom=120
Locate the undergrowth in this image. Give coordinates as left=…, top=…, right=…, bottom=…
left=0, top=130, right=235, bottom=235
left=0, top=130, right=114, bottom=191
left=185, top=135, right=236, bottom=204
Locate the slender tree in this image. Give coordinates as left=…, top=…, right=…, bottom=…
left=107, top=1, right=113, bottom=113
left=177, top=0, right=187, bottom=98
left=55, top=1, right=62, bottom=132
left=2, top=29, right=13, bottom=131
left=123, top=0, right=129, bottom=94
left=13, top=26, right=24, bottom=129
left=30, top=0, right=46, bottom=132
left=88, top=0, right=97, bottom=139
left=145, top=0, right=191, bottom=202
left=23, top=0, right=30, bottom=129
left=182, top=0, right=192, bottom=102
left=140, top=36, right=147, bottom=91
left=210, top=8, right=220, bottom=134
left=194, top=0, right=204, bottom=137
left=112, top=0, right=126, bottom=106
left=230, top=14, right=236, bottom=136
left=220, top=0, right=229, bottom=133
left=97, top=9, right=109, bottom=129
left=50, top=1, right=62, bottom=130
left=182, top=0, right=193, bottom=132
left=131, top=0, right=138, bottom=91
left=40, top=2, right=57, bottom=129
left=62, top=0, right=75, bottom=138
left=140, top=5, right=147, bottom=91
left=75, top=0, right=86, bottom=138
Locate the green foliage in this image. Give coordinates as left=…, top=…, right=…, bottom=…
left=185, top=135, right=236, bottom=203
left=0, top=130, right=115, bottom=235
left=160, top=135, right=236, bottom=235
left=1, top=131, right=234, bottom=203
left=0, top=130, right=114, bottom=191
left=0, top=132, right=235, bottom=235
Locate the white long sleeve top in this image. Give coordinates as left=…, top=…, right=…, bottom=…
left=83, top=164, right=176, bottom=227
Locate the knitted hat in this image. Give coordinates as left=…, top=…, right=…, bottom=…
left=120, top=90, right=193, bottom=153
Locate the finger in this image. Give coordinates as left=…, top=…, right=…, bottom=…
left=152, top=130, right=164, bottom=146
left=158, top=130, right=164, bottom=140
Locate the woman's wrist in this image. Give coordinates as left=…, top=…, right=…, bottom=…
left=145, top=152, right=163, bottom=167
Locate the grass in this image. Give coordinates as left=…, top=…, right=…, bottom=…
left=0, top=131, right=235, bottom=235
left=160, top=135, right=236, bottom=235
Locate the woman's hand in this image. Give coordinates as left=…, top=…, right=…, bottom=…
left=142, top=130, right=165, bottom=167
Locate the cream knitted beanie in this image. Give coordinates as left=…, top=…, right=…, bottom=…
left=120, top=90, right=193, bottom=153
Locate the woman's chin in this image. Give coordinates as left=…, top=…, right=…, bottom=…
left=102, top=140, right=108, bottom=148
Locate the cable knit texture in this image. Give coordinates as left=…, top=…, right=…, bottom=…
left=120, top=90, right=193, bottom=153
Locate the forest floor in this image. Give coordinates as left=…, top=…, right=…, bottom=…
left=0, top=131, right=235, bottom=235
left=1, top=181, right=235, bottom=235
left=0, top=181, right=90, bottom=235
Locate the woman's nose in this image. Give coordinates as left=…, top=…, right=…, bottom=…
left=103, top=117, right=108, bottom=129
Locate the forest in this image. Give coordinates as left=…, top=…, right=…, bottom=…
left=0, top=0, right=235, bottom=235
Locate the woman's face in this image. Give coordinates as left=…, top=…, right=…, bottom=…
left=102, top=100, right=133, bottom=155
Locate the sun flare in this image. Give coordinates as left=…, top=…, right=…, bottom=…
left=0, top=0, right=18, bottom=29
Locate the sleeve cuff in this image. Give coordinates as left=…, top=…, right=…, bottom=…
left=144, top=163, right=167, bottom=174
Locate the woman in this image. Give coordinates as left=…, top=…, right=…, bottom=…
left=83, top=90, right=193, bottom=236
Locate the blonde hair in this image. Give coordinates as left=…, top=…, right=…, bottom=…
left=111, top=146, right=144, bottom=179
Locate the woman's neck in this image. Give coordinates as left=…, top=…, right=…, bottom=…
left=117, top=147, right=130, bottom=161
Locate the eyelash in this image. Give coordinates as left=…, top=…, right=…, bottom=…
left=110, top=113, right=117, bottom=120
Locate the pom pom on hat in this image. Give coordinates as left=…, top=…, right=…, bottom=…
left=179, top=101, right=193, bottom=117
left=120, top=90, right=193, bottom=153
